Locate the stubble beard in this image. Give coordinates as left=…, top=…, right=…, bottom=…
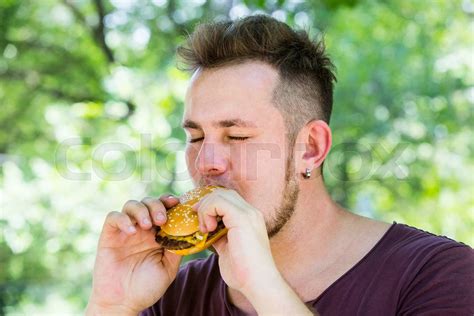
left=267, top=146, right=300, bottom=239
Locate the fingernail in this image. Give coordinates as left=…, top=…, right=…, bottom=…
left=142, top=218, right=151, bottom=226
left=128, top=225, right=136, bottom=233
left=156, top=213, right=166, bottom=222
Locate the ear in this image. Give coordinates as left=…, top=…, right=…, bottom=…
left=295, top=120, right=332, bottom=175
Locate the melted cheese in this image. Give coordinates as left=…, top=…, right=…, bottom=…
left=158, top=230, right=208, bottom=246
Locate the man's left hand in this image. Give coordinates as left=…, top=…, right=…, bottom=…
left=193, top=188, right=279, bottom=294
left=193, top=188, right=314, bottom=315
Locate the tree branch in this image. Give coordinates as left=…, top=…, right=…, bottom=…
left=0, top=69, right=98, bottom=102
left=62, top=0, right=115, bottom=64
left=166, top=0, right=188, bottom=35
left=92, top=0, right=115, bottom=63
left=61, top=0, right=88, bottom=25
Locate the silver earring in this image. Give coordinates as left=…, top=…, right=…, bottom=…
left=303, top=168, right=312, bottom=179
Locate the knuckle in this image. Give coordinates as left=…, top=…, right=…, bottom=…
left=215, top=190, right=226, bottom=199
left=122, top=200, right=148, bottom=216
left=228, top=190, right=238, bottom=197
left=109, top=211, right=130, bottom=225
left=198, top=202, right=212, bottom=216
left=142, top=197, right=165, bottom=211
left=123, top=199, right=140, bottom=209
left=249, top=209, right=262, bottom=220
left=153, top=201, right=167, bottom=212
left=152, top=206, right=167, bottom=218
left=105, top=211, right=120, bottom=221
left=126, top=199, right=139, bottom=205
left=195, top=207, right=204, bottom=216
left=140, top=196, right=153, bottom=204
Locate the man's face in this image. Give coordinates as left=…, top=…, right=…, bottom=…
left=182, top=61, right=300, bottom=237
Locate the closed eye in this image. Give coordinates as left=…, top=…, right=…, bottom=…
left=188, top=137, right=204, bottom=143
left=227, top=136, right=249, bottom=141
left=188, top=136, right=249, bottom=143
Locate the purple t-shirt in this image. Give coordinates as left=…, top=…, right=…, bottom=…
left=141, top=222, right=474, bottom=315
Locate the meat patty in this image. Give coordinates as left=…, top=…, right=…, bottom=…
left=154, top=220, right=226, bottom=250
left=155, top=233, right=194, bottom=250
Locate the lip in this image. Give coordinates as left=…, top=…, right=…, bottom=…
left=204, top=182, right=227, bottom=188
left=200, top=178, right=232, bottom=189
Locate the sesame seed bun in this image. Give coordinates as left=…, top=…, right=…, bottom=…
left=161, top=203, right=200, bottom=237
left=155, top=185, right=228, bottom=255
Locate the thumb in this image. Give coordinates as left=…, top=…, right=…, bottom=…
left=164, top=250, right=183, bottom=268
left=211, top=235, right=228, bottom=256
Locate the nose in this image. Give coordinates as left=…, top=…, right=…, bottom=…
left=195, top=141, right=228, bottom=176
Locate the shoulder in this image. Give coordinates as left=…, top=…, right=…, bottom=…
left=383, top=222, right=473, bottom=281
left=389, top=223, right=474, bottom=314
left=380, top=222, right=471, bottom=261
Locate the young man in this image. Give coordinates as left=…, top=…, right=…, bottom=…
left=86, top=15, right=473, bottom=315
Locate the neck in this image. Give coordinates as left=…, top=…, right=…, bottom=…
left=269, top=177, right=356, bottom=285
left=226, top=177, right=391, bottom=312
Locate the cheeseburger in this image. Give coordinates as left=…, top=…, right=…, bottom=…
left=155, top=185, right=228, bottom=255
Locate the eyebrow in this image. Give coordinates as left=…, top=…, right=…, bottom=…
left=181, top=118, right=258, bottom=129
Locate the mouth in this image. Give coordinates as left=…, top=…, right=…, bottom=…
left=200, top=178, right=231, bottom=189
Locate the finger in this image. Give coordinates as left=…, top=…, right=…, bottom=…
left=122, top=200, right=152, bottom=230
left=204, top=212, right=217, bottom=232
left=159, top=194, right=180, bottom=209
left=104, top=211, right=137, bottom=235
left=195, top=195, right=218, bottom=233
left=191, top=199, right=206, bottom=233
left=195, top=191, right=244, bottom=230
left=141, top=197, right=169, bottom=225
left=197, top=208, right=207, bottom=233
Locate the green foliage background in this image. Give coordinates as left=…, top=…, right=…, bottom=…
left=0, top=0, right=472, bottom=313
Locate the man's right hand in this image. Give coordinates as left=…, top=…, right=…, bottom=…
left=85, top=195, right=182, bottom=315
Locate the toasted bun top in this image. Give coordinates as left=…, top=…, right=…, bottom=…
left=178, top=185, right=222, bottom=205
left=161, top=185, right=222, bottom=236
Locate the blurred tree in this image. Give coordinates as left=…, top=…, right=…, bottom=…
left=0, top=0, right=472, bottom=313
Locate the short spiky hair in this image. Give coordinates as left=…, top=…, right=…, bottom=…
left=177, top=14, right=336, bottom=147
